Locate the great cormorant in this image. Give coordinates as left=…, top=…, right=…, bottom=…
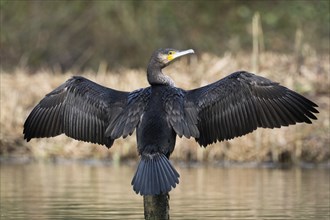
left=23, top=48, right=318, bottom=195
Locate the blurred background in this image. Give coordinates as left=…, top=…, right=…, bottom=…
left=1, top=0, right=329, bottom=71
left=1, top=1, right=329, bottom=219
left=1, top=0, right=329, bottom=163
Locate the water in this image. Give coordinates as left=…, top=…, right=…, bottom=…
left=1, top=161, right=329, bottom=220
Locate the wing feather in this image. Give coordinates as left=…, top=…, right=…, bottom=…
left=183, top=71, right=318, bottom=147
left=106, top=87, right=151, bottom=139
left=23, top=76, right=149, bottom=148
left=164, top=87, right=200, bottom=139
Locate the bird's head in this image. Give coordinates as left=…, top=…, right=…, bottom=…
left=151, top=48, right=195, bottom=68
left=147, top=48, right=195, bottom=86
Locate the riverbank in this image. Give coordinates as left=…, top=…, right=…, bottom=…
left=1, top=52, right=329, bottom=164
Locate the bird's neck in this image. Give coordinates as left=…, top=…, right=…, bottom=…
left=147, top=65, right=174, bottom=86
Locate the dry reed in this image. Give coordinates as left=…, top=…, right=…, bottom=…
left=0, top=52, right=329, bottom=163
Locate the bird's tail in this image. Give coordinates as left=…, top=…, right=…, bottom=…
left=131, top=152, right=180, bottom=196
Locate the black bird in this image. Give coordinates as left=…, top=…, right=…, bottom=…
left=23, top=48, right=318, bottom=195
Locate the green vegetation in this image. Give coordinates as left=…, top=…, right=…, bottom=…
left=1, top=0, right=329, bottom=71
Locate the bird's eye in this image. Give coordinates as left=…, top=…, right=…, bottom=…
left=168, top=51, right=174, bottom=55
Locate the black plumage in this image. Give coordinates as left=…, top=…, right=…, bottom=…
left=23, top=48, right=318, bottom=195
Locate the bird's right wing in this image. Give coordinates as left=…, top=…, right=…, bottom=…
left=184, top=71, right=318, bottom=147
left=23, top=76, right=150, bottom=148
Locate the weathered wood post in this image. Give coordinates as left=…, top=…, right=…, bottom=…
left=143, top=193, right=169, bottom=220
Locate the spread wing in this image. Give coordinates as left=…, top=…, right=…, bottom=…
left=23, top=76, right=150, bottom=148
left=183, top=71, right=318, bottom=147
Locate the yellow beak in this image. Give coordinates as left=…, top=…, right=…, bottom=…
left=168, top=49, right=195, bottom=61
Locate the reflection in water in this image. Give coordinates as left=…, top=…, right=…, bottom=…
left=1, top=162, right=329, bottom=220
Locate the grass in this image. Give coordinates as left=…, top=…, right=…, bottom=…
left=0, top=51, right=329, bottom=164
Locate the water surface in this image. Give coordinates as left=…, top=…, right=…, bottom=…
left=1, top=161, right=329, bottom=219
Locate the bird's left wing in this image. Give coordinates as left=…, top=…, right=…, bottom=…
left=23, top=76, right=150, bottom=148
left=183, top=71, right=318, bottom=147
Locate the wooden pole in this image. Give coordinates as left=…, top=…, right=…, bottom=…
left=143, top=193, right=170, bottom=220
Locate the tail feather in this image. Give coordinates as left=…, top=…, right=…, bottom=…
left=132, top=153, right=179, bottom=195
